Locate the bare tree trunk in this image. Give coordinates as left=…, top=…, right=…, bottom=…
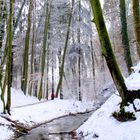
left=119, top=0, right=132, bottom=73
left=90, top=0, right=128, bottom=104
left=5, top=0, right=13, bottom=114
left=1, top=74, right=6, bottom=113
left=29, top=14, right=35, bottom=96
left=78, top=0, right=82, bottom=101
left=21, top=0, right=32, bottom=94
left=56, top=0, right=74, bottom=98
left=51, top=51, right=54, bottom=100
left=46, top=45, right=49, bottom=100
left=38, top=1, right=50, bottom=100
left=90, top=39, right=96, bottom=100
left=58, top=49, right=63, bottom=99
left=132, top=0, right=140, bottom=58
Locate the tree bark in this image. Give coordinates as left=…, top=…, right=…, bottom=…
left=21, top=0, right=32, bottom=94
left=58, top=49, right=63, bottom=99
left=90, top=39, right=96, bottom=100
left=132, top=0, right=140, bottom=58
left=5, top=0, right=13, bottom=114
left=119, top=0, right=132, bottom=73
left=90, top=0, right=128, bottom=103
left=38, top=1, right=50, bottom=100
left=29, top=16, right=35, bottom=96
left=78, top=0, right=82, bottom=101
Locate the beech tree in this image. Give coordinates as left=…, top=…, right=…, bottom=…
left=5, top=0, right=13, bottom=114
left=119, top=0, right=132, bottom=73
left=38, top=0, right=51, bottom=100
left=56, top=0, right=74, bottom=98
left=21, top=0, right=32, bottom=94
left=132, top=0, right=140, bottom=58
left=89, top=0, right=129, bottom=104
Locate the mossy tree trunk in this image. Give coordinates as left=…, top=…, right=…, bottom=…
left=90, top=0, right=128, bottom=103
left=46, top=45, right=49, bottom=100
left=38, top=1, right=50, bottom=100
left=56, top=0, right=74, bottom=98
left=58, top=49, right=63, bottom=99
left=1, top=75, right=6, bottom=113
left=132, top=0, right=140, bottom=58
left=119, top=0, right=132, bottom=73
left=21, top=0, right=32, bottom=94
left=5, top=0, right=13, bottom=114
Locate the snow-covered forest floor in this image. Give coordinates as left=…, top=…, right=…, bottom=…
left=0, top=89, right=96, bottom=140
left=77, top=63, right=140, bottom=140
left=1, top=63, right=140, bottom=140
left=77, top=93, right=140, bottom=140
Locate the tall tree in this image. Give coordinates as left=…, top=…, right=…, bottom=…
left=90, top=0, right=129, bottom=104
left=21, top=0, right=32, bottom=94
left=56, top=0, right=74, bottom=98
left=0, top=0, right=7, bottom=60
left=132, top=0, right=140, bottom=58
left=90, top=36, right=96, bottom=100
left=46, top=34, right=50, bottom=100
left=38, top=1, right=51, bottom=100
left=29, top=14, right=35, bottom=96
left=5, top=0, right=13, bottom=114
left=58, top=49, right=63, bottom=99
left=51, top=51, right=55, bottom=100
left=119, top=0, right=132, bottom=73
left=77, top=0, right=82, bottom=101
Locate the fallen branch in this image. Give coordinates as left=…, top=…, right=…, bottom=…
left=0, top=115, right=29, bottom=134
left=1, top=109, right=95, bottom=133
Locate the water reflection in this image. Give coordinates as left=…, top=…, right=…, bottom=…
left=18, top=112, right=92, bottom=140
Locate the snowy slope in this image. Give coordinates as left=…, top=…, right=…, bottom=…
left=77, top=94, right=140, bottom=140
left=0, top=89, right=95, bottom=140
left=125, top=62, right=140, bottom=90
left=77, top=63, right=140, bottom=140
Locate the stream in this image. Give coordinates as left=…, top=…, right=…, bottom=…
left=17, top=112, right=93, bottom=140
left=17, top=85, right=114, bottom=140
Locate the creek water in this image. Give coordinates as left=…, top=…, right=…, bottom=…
left=17, top=84, right=114, bottom=140
left=17, top=112, right=93, bottom=140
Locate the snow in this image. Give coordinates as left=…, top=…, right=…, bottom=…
left=0, top=89, right=95, bottom=140
left=1, top=63, right=140, bottom=140
left=77, top=94, right=140, bottom=140
left=0, top=88, right=39, bottom=109
left=125, top=62, right=140, bottom=90
left=0, top=126, right=14, bottom=140
left=76, top=63, right=140, bottom=140
left=133, top=99, right=140, bottom=110
left=10, top=98, right=94, bottom=126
